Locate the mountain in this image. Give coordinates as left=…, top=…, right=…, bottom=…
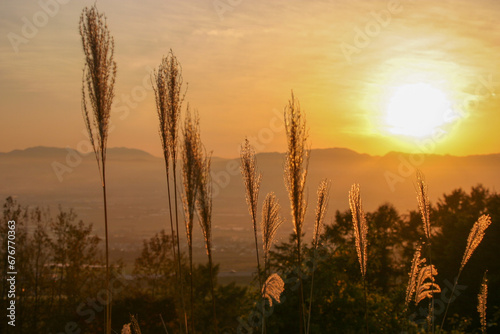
left=1, top=146, right=499, bottom=271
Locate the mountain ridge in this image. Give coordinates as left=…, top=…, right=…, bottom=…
left=2, top=145, right=499, bottom=160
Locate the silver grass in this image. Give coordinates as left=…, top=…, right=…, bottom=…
left=79, top=6, right=116, bottom=334
left=240, top=138, right=263, bottom=289
left=415, top=265, right=440, bottom=305
left=478, top=271, right=488, bottom=334
left=283, top=92, right=309, bottom=333
left=182, top=107, right=202, bottom=334
left=262, top=273, right=285, bottom=307
left=416, top=171, right=431, bottom=240
left=313, top=179, right=331, bottom=249
left=441, top=214, right=493, bottom=331
left=349, top=183, right=368, bottom=277
left=460, top=214, right=492, bottom=271
left=261, top=192, right=283, bottom=273
left=405, top=244, right=426, bottom=308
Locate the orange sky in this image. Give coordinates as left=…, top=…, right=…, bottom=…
left=1, top=0, right=499, bottom=158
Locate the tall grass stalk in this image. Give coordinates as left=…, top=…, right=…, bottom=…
left=196, top=151, right=219, bottom=334
left=349, top=183, right=368, bottom=334
left=79, top=6, right=116, bottom=333
left=152, top=50, right=187, bottom=333
left=404, top=243, right=424, bottom=332
left=283, top=92, right=309, bottom=333
left=306, top=179, right=330, bottom=334
left=440, top=214, right=491, bottom=331
left=182, top=107, right=202, bottom=334
left=415, top=171, right=435, bottom=333
left=240, top=139, right=263, bottom=290
left=260, top=192, right=283, bottom=334
left=478, top=271, right=488, bottom=334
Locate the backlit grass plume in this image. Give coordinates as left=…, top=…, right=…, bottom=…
left=307, top=179, right=331, bottom=334
left=261, top=192, right=283, bottom=275
left=416, top=171, right=431, bottom=240
left=349, top=183, right=369, bottom=333
left=405, top=244, right=425, bottom=308
left=152, top=50, right=187, bottom=332
left=415, top=265, right=440, bottom=305
left=79, top=5, right=116, bottom=333
left=441, top=214, right=492, bottom=330
left=478, top=271, right=488, bottom=334
left=313, top=179, right=330, bottom=249
left=262, top=273, right=285, bottom=307
left=460, top=214, right=492, bottom=271
left=196, top=149, right=218, bottom=334
left=283, top=92, right=309, bottom=333
left=415, top=171, right=436, bottom=332
left=349, top=184, right=368, bottom=278
left=182, top=107, right=202, bottom=334
left=240, top=139, right=263, bottom=290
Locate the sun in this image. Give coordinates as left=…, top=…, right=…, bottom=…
left=385, top=83, right=453, bottom=138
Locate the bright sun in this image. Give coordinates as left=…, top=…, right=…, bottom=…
left=385, top=83, right=452, bottom=138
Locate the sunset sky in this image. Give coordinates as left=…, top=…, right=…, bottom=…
left=1, top=0, right=499, bottom=158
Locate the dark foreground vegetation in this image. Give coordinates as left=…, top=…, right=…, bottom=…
left=1, top=184, right=498, bottom=333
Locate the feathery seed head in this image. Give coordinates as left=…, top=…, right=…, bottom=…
left=240, top=138, right=262, bottom=226
left=261, top=192, right=283, bottom=261
left=196, top=152, right=213, bottom=255
left=478, top=270, right=488, bottom=334
left=405, top=244, right=426, bottom=307
left=152, top=50, right=185, bottom=162
left=349, top=183, right=368, bottom=277
left=313, top=179, right=331, bottom=249
left=415, top=171, right=431, bottom=240
left=262, top=273, right=285, bottom=306
left=182, top=107, right=202, bottom=247
left=461, top=214, right=492, bottom=271
left=415, top=264, right=440, bottom=305
left=80, top=5, right=116, bottom=172
left=283, top=92, right=309, bottom=238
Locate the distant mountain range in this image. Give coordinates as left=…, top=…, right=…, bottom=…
left=1, top=146, right=499, bottom=270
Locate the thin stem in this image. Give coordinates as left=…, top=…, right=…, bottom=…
left=102, top=160, right=111, bottom=334
left=172, top=161, right=188, bottom=333
left=208, top=249, right=219, bottom=334
left=439, top=270, right=462, bottom=333
left=297, top=236, right=304, bottom=333
left=363, top=277, right=368, bottom=334
left=306, top=250, right=317, bottom=334
left=164, top=157, right=178, bottom=278
left=189, top=247, right=194, bottom=334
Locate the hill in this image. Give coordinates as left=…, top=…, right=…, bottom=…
left=1, top=146, right=499, bottom=271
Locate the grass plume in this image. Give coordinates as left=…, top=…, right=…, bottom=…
left=478, top=271, right=488, bottom=334
left=440, top=214, right=492, bottom=331
left=196, top=149, right=219, bottom=334
left=79, top=5, right=116, bottom=333
left=415, top=171, right=436, bottom=332
left=349, top=184, right=368, bottom=278
left=349, top=183, right=369, bottom=333
left=283, top=91, right=309, bottom=333
left=307, top=179, right=331, bottom=334
left=405, top=244, right=425, bottom=308
left=416, top=171, right=431, bottom=240
left=152, top=50, right=187, bottom=333
left=415, top=265, right=440, bottom=305
left=460, top=214, right=492, bottom=271
left=240, top=139, right=263, bottom=290
left=261, top=192, right=283, bottom=276
left=262, top=273, right=285, bottom=307
left=181, top=107, right=202, bottom=334
left=312, top=179, right=330, bottom=249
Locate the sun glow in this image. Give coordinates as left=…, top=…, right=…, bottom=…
left=385, top=83, right=453, bottom=138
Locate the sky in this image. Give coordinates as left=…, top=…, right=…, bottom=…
left=1, top=0, right=499, bottom=158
